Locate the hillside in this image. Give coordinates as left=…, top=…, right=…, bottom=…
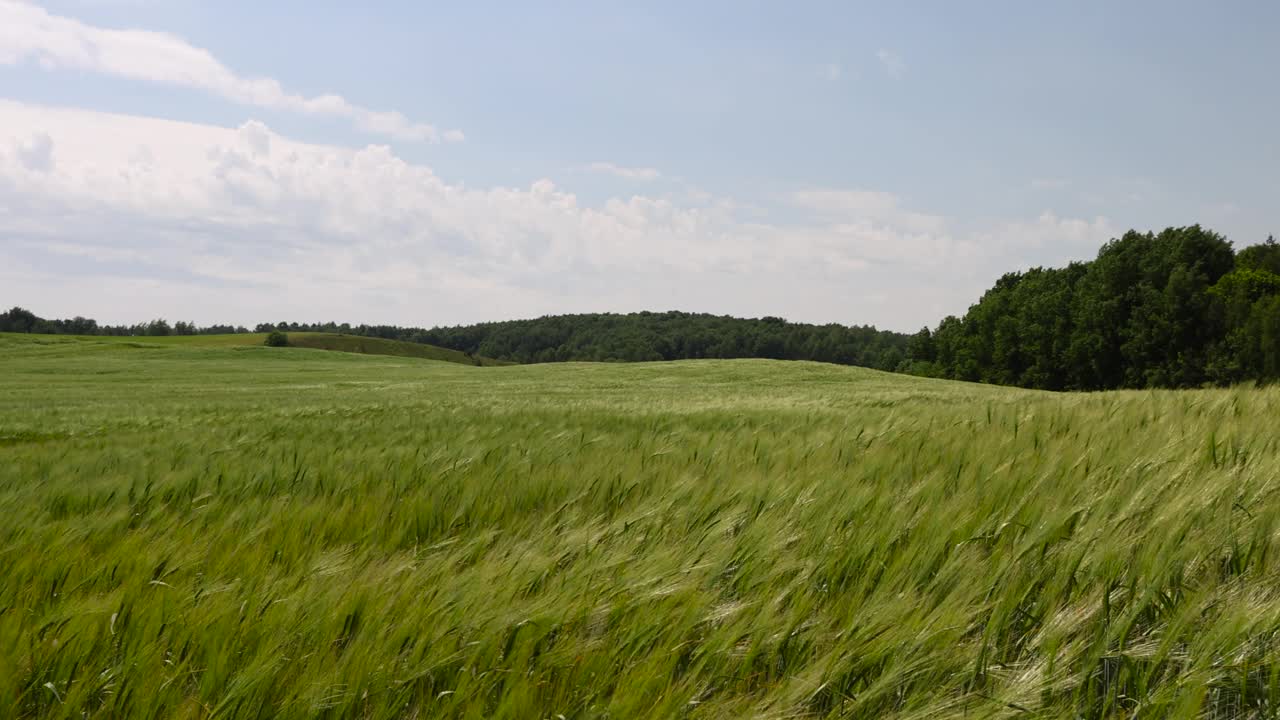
left=283, top=332, right=508, bottom=365
left=3, top=334, right=1279, bottom=718
left=0, top=331, right=505, bottom=365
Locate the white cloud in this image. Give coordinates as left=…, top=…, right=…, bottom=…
left=823, top=63, right=842, bottom=81
left=876, top=49, right=905, bottom=79
left=586, top=162, right=661, bottom=181
left=0, top=0, right=461, bottom=143
left=976, top=212, right=1116, bottom=268
left=0, top=101, right=1114, bottom=331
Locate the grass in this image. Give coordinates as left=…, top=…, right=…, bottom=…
left=0, top=332, right=505, bottom=365
left=2, top=333, right=1280, bottom=718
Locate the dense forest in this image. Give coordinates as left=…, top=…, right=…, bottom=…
left=5, top=225, right=1278, bottom=388
left=903, top=226, right=1280, bottom=389
left=415, top=313, right=911, bottom=368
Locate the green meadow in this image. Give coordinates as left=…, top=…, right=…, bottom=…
left=3, top=333, right=1280, bottom=719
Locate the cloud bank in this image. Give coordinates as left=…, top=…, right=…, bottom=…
left=0, top=101, right=1114, bottom=330
left=0, top=1, right=461, bottom=142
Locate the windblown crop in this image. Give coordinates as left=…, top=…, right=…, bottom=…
left=2, top=334, right=1278, bottom=718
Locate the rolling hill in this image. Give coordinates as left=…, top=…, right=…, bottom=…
left=0, top=331, right=507, bottom=365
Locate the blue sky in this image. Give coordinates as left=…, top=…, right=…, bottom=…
left=1, top=0, right=1276, bottom=331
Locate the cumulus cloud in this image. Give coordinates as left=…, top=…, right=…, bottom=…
left=0, top=1, right=461, bottom=143
left=0, top=101, right=1114, bottom=330
left=973, top=212, right=1117, bottom=271
left=586, top=162, right=661, bottom=181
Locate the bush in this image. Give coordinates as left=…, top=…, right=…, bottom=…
left=265, top=331, right=289, bottom=347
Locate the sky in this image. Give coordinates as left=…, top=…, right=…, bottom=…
left=1, top=1, right=1276, bottom=332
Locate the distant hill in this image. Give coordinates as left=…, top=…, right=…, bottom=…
left=0, top=331, right=505, bottom=366
left=281, top=333, right=507, bottom=365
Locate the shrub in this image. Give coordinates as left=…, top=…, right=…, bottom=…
left=265, top=331, right=289, bottom=347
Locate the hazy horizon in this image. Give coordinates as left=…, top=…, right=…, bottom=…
left=2, top=1, right=1276, bottom=333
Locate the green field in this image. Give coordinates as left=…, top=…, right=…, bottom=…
left=3, top=334, right=1279, bottom=718
left=1, top=332, right=506, bottom=365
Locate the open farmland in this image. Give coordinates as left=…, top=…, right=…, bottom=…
left=3, top=332, right=506, bottom=366
left=3, top=334, right=1280, bottom=718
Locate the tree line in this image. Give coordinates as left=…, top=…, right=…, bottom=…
left=0, top=308, right=247, bottom=337
left=0, top=309, right=912, bottom=372
left=413, top=312, right=910, bottom=368
left=902, top=226, right=1280, bottom=389
left=5, top=224, right=1278, bottom=388
left=253, top=315, right=911, bottom=369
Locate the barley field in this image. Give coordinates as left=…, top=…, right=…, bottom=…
left=2, top=333, right=1279, bottom=719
